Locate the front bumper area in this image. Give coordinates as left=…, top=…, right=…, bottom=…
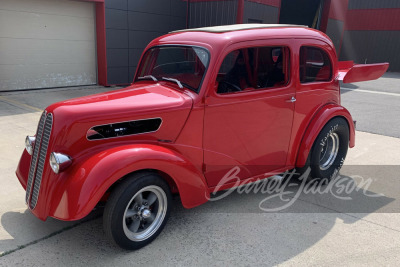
left=16, top=150, right=48, bottom=221
left=17, top=149, right=77, bottom=222
left=15, top=149, right=62, bottom=221
left=16, top=148, right=102, bottom=222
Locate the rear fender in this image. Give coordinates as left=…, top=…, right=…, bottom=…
left=50, top=144, right=209, bottom=220
left=295, top=104, right=355, bottom=168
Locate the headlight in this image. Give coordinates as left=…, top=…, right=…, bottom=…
left=49, top=152, right=72, bottom=174
left=25, top=136, right=35, bottom=155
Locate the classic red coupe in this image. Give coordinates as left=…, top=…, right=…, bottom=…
left=16, top=24, right=388, bottom=249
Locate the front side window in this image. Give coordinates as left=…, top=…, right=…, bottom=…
left=217, top=46, right=290, bottom=94
left=299, top=46, right=332, bottom=83
left=136, top=46, right=209, bottom=92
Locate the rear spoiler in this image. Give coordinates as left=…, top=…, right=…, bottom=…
left=338, top=61, right=389, bottom=83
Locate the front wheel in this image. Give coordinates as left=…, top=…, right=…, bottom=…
left=307, top=117, right=349, bottom=181
left=103, top=172, right=172, bottom=250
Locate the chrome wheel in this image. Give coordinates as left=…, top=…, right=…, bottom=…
left=319, top=132, right=339, bottom=170
left=122, top=185, right=167, bottom=241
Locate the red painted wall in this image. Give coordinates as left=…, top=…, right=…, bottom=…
left=328, top=0, right=348, bottom=21
left=345, top=8, right=400, bottom=31
left=248, top=0, right=280, bottom=7
left=79, top=0, right=107, bottom=86
left=327, top=0, right=400, bottom=31
left=237, top=0, right=244, bottom=23
left=95, top=2, right=107, bottom=86
left=324, top=0, right=399, bottom=70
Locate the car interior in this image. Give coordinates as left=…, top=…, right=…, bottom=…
left=217, top=46, right=289, bottom=94
left=299, top=46, right=332, bottom=83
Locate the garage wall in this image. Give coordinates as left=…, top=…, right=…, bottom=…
left=348, top=0, right=400, bottom=9
left=325, top=18, right=344, bottom=51
left=188, top=0, right=238, bottom=28
left=243, top=0, right=279, bottom=24
left=0, top=0, right=97, bottom=91
left=339, top=0, right=400, bottom=71
left=340, top=31, right=400, bottom=71
left=188, top=0, right=279, bottom=27
left=105, top=0, right=187, bottom=85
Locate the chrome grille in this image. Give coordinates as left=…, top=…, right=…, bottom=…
left=30, top=114, right=53, bottom=209
left=25, top=112, right=53, bottom=209
left=25, top=112, right=46, bottom=204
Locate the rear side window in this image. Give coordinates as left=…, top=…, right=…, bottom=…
left=299, top=46, right=332, bottom=83
left=216, top=46, right=290, bottom=94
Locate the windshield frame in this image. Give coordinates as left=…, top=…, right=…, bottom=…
left=134, top=44, right=211, bottom=94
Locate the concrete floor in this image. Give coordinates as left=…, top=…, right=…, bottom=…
left=341, top=73, right=400, bottom=138
left=0, top=78, right=399, bottom=266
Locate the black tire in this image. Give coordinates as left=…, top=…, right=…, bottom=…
left=300, top=117, right=349, bottom=182
left=103, top=172, right=172, bottom=250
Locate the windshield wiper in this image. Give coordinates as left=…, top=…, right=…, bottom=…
left=137, top=75, right=158, bottom=81
left=161, top=77, right=183, bottom=89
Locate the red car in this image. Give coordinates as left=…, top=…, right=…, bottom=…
left=17, top=24, right=388, bottom=250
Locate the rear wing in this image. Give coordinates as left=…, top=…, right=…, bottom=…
left=338, top=61, right=389, bottom=83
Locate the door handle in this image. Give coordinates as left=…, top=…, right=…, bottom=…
left=286, top=96, right=296, bottom=103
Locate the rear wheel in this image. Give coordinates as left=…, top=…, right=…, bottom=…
left=300, top=117, right=349, bottom=182
left=103, top=172, right=171, bottom=250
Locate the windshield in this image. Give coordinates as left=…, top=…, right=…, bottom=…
left=135, top=46, right=209, bottom=92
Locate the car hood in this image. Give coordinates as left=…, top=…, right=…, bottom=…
left=48, top=83, right=192, bottom=119
left=44, top=83, right=194, bottom=156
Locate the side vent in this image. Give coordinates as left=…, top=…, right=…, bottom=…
left=87, top=118, right=162, bottom=140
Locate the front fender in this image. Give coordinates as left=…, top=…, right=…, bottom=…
left=50, top=144, right=209, bottom=220
left=295, top=104, right=355, bottom=168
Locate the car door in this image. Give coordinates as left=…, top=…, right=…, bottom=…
left=203, top=41, right=296, bottom=188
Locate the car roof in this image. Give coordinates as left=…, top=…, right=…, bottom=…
left=149, top=24, right=335, bottom=54
left=170, top=23, right=308, bottom=33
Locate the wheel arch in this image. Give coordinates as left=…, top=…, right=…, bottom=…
left=295, top=104, right=355, bottom=168
left=99, top=168, right=180, bottom=204
left=50, top=144, right=209, bottom=221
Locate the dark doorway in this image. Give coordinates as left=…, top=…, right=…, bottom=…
left=279, top=0, right=324, bottom=29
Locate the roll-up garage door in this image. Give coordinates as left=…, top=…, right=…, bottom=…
left=0, top=0, right=97, bottom=91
